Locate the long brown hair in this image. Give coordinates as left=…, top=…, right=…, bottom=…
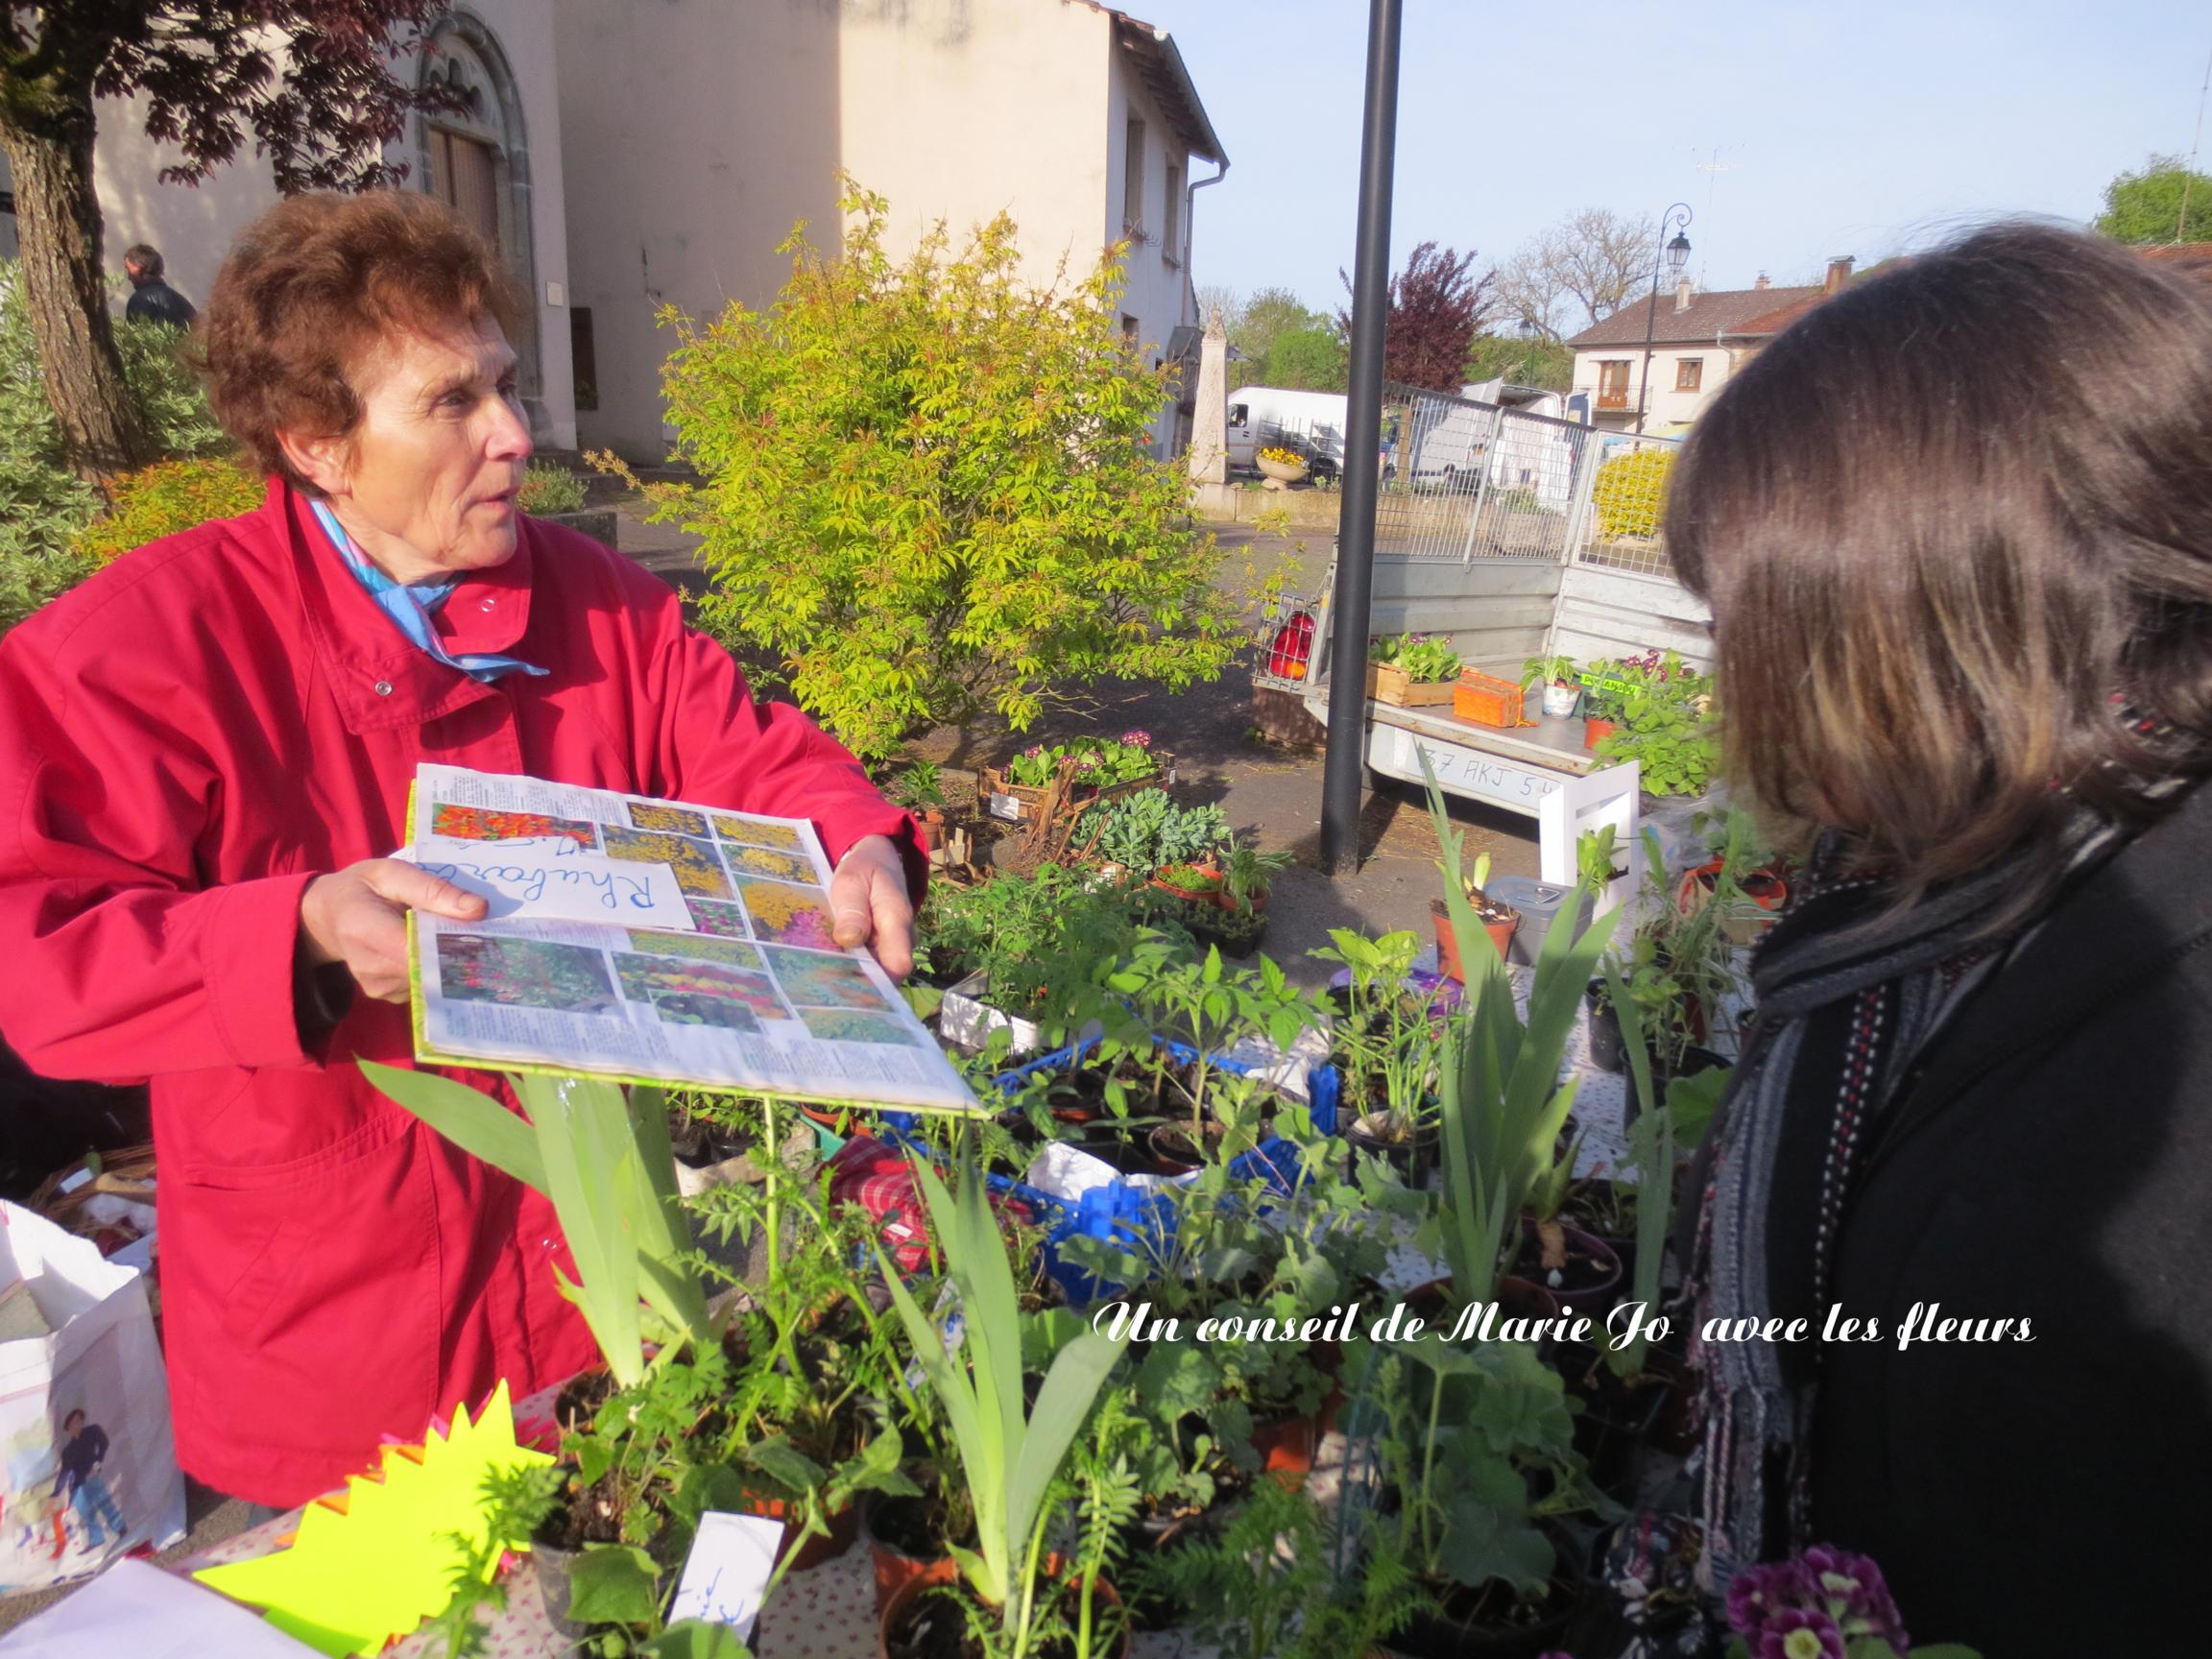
left=1668, top=222, right=2212, bottom=917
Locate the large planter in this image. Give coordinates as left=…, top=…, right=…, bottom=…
left=1431, top=897, right=1519, bottom=982
left=1257, top=453, right=1310, bottom=484
left=1150, top=862, right=1224, bottom=905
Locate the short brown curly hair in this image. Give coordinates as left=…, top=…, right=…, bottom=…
left=200, top=191, right=522, bottom=491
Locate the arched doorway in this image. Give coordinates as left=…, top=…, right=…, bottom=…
left=416, top=12, right=548, bottom=439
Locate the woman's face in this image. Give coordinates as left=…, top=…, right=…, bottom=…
left=300, top=313, right=534, bottom=583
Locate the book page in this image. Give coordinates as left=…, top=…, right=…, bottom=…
left=404, top=764, right=979, bottom=1115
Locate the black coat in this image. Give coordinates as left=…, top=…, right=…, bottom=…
left=1806, top=779, right=2212, bottom=1657
left=124, top=280, right=195, bottom=328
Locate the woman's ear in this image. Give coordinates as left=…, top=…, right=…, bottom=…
left=275, top=426, right=351, bottom=499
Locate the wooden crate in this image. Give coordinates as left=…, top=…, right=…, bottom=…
left=1366, top=663, right=1456, bottom=708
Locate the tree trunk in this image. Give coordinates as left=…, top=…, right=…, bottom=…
left=0, top=114, right=156, bottom=480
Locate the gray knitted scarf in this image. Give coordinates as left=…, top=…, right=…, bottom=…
left=1690, top=808, right=2122, bottom=1584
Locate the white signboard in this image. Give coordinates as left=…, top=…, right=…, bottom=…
left=1538, top=759, right=1641, bottom=916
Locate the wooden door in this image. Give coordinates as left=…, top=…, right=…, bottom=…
left=429, top=128, right=499, bottom=252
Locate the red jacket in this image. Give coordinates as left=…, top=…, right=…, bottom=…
left=0, top=481, right=921, bottom=1504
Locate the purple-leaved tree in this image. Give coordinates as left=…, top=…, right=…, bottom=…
left=1339, top=241, right=1497, bottom=392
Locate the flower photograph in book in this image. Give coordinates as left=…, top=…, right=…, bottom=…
left=622, top=929, right=765, bottom=970
left=723, top=844, right=818, bottom=884
left=625, top=801, right=712, bottom=836
left=735, top=878, right=840, bottom=950
left=710, top=815, right=806, bottom=853
left=428, top=804, right=598, bottom=848
left=762, top=944, right=883, bottom=1009
left=436, top=934, right=621, bottom=1014
left=800, top=1007, right=920, bottom=1046
left=651, top=991, right=765, bottom=1032
left=612, top=953, right=790, bottom=1019
left=685, top=898, right=754, bottom=938
left=599, top=827, right=735, bottom=899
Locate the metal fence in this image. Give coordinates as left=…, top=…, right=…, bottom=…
left=1363, top=382, right=1681, bottom=570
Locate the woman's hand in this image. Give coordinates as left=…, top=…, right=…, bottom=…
left=299, top=858, right=490, bottom=1002
left=829, top=834, right=916, bottom=980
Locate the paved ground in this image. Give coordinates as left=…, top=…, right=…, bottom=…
left=613, top=500, right=1544, bottom=985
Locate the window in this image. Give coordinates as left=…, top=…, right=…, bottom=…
left=1597, top=360, right=1632, bottom=410
left=570, top=307, right=598, bottom=411
left=1163, top=159, right=1182, bottom=263
left=1122, top=313, right=1142, bottom=352
left=1123, top=116, right=1146, bottom=235
left=1675, top=357, right=1704, bottom=393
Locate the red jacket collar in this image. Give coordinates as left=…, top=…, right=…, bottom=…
left=264, top=477, right=540, bottom=733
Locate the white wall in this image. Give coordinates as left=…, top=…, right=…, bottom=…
left=1103, top=48, right=1197, bottom=457
left=84, top=0, right=576, bottom=447
left=1572, top=342, right=1740, bottom=434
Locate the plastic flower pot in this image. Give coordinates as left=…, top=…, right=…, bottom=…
left=1380, top=1568, right=1592, bottom=1659
left=1147, top=1120, right=1224, bottom=1176
left=1540, top=682, right=1580, bottom=718
left=1512, top=1216, right=1624, bottom=1315
left=1583, top=716, right=1619, bottom=750
left=1584, top=978, right=1626, bottom=1074
left=1345, top=1109, right=1440, bottom=1187
left=1431, top=898, right=1519, bottom=983
left=879, top=1562, right=1130, bottom=1659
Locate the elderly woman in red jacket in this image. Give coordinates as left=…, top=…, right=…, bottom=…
left=0, top=191, right=922, bottom=1508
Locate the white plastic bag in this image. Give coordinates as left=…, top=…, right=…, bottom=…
left=0, top=1200, right=184, bottom=1594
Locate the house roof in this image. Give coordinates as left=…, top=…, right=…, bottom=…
left=1566, top=283, right=1823, bottom=349
left=1106, top=11, right=1227, bottom=164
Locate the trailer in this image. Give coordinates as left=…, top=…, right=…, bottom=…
left=1258, top=386, right=1710, bottom=826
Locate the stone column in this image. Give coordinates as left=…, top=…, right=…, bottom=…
left=1187, top=306, right=1229, bottom=485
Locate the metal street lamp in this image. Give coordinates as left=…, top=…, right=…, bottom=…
left=1633, top=204, right=1694, bottom=437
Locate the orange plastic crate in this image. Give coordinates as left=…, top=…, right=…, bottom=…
left=1452, top=669, right=1528, bottom=729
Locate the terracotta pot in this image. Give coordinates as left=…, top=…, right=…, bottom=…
left=1583, top=716, right=1618, bottom=750
left=1431, top=898, right=1519, bottom=983
left=858, top=1491, right=956, bottom=1619
left=1249, top=1409, right=1321, bottom=1481
left=1149, top=862, right=1223, bottom=904
left=740, top=1488, right=859, bottom=1574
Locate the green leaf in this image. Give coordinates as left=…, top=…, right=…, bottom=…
left=638, top=1623, right=754, bottom=1659
left=670, top=1463, right=752, bottom=1527
left=566, top=1545, right=661, bottom=1626
left=359, top=1060, right=547, bottom=1194
left=573, top=1435, right=617, bottom=1488
left=1433, top=1493, right=1553, bottom=1594
left=741, top=1434, right=828, bottom=1498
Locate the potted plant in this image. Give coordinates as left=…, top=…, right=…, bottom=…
left=887, top=758, right=949, bottom=830
left=1430, top=850, right=1521, bottom=982
left=1151, top=860, right=1224, bottom=904
left=1366, top=633, right=1462, bottom=708
left=1587, top=647, right=1719, bottom=797
left=1522, top=652, right=1580, bottom=719
left=873, top=1142, right=1131, bottom=1659
left=1217, top=843, right=1294, bottom=916
left=1256, top=444, right=1310, bottom=484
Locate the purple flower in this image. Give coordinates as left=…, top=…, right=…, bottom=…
left=1120, top=728, right=1153, bottom=748
left=1023, top=743, right=1046, bottom=757
left=1727, top=1559, right=1815, bottom=1638
left=1758, top=1609, right=1845, bottom=1659
left=1803, top=1546, right=1909, bottom=1648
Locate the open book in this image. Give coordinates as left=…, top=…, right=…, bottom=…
left=400, top=764, right=978, bottom=1115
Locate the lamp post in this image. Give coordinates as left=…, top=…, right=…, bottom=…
left=1632, top=204, right=1693, bottom=437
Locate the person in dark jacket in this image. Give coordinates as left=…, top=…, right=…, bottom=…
left=51, top=1408, right=125, bottom=1551
left=1671, top=223, right=2212, bottom=1658
left=121, top=244, right=195, bottom=328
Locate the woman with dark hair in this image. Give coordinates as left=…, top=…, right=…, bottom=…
left=1673, top=222, right=2212, bottom=1655
left=0, top=191, right=924, bottom=1509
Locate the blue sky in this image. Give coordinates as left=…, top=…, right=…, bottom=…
left=1163, top=0, right=2209, bottom=313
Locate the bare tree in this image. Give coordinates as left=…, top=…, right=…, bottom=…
left=1496, top=208, right=1659, bottom=342
left=1195, top=282, right=1243, bottom=334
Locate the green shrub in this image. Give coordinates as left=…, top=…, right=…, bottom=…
left=0, top=259, right=228, bottom=630
left=1590, top=445, right=1674, bottom=541
left=637, top=183, right=1258, bottom=759
left=75, top=458, right=263, bottom=565
left=517, top=461, right=588, bottom=515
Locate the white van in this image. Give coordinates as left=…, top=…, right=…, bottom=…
left=1225, top=386, right=1349, bottom=482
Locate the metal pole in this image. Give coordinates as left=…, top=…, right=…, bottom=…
left=1633, top=204, right=1692, bottom=438
left=1318, top=0, right=1403, bottom=877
